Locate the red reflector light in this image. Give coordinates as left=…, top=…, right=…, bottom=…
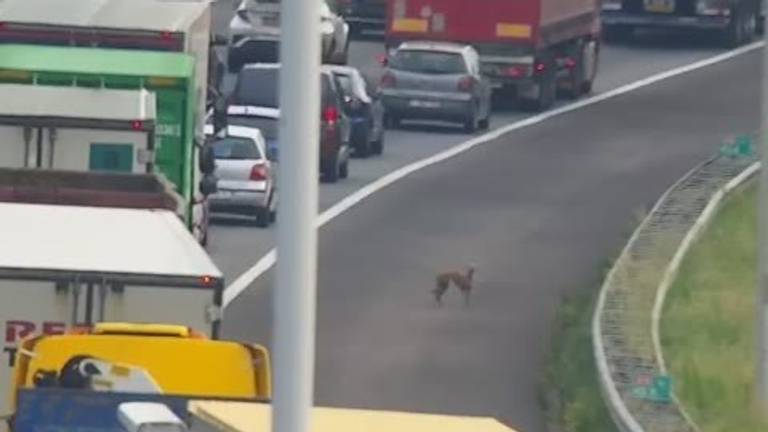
left=564, top=57, right=577, bottom=69
left=380, top=72, right=396, bottom=88
left=200, top=275, right=215, bottom=286
left=131, top=120, right=144, bottom=131
left=250, top=163, right=269, bottom=181
left=535, top=63, right=546, bottom=73
left=457, top=76, right=474, bottom=92
left=160, top=31, right=173, bottom=40
left=0, top=22, right=7, bottom=31
left=323, top=106, right=339, bottom=125
left=504, top=66, right=527, bottom=78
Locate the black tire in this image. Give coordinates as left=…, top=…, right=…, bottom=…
left=255, top=207, right=270, bottom=228
left=603, top=25, right=633, bottom=43
left=562, top=46, right=585, bottom=100
left=353, top=125, right=372, bottom=158
left=525, top=59, right=556, bottom=112
left=463, top=110, right=477, bottom=133
left=339, top=159, right=349, bottom=179
left=724, top=9, right=753, bottom=48
left=478, top=115, right=490, bottom=130
left=322, top=155, right=340, bottom=183
left=371, top=125, right=385, bottom=155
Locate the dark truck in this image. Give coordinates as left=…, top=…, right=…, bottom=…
left=601, top=0, right=763, bottom=46
left=335, top=0, right=387, bottom=35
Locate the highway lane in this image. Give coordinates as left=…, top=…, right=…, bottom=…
left=220, top=46, right=761, bottom=431
left=207, top=33, right=728, bottom=279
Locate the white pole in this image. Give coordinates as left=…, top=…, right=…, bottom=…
left=273, top=0, right=321, bottom=428
left=758, top=20, right=768, bottom=405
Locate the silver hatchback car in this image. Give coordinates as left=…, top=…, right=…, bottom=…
left=380, top=41, right=493, bottom=133
left=205, top=124, right=277, bottom=227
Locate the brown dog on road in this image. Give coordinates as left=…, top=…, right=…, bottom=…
left=432, top=264, right=475, bottom=307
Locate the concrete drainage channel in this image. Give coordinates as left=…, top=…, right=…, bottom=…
left=592, top=151, right=759, bottom=432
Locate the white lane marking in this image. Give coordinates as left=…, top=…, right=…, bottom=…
left=223, top=41, right=763, bottom=308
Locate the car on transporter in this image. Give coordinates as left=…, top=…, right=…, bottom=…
left=379, top=41, right=492, bottom=133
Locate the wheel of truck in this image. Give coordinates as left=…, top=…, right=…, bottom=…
left=581, top=40, right=599, bottom=95
left=255, top=207, right=270, bottom=228
left=562, top=46, right=586, bottom=100
left=525, top=58, right=556, bottom=112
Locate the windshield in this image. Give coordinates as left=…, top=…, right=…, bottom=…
left=228, top=116, right=278, bottom=141
left=390, top=50, right=467, bottom=75
left=212, top=137, right=262, bottom=160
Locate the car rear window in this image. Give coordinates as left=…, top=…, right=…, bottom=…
left=234, top=68, right=337, bottom=109
left=233, top=68, right=279, bottom=108
left=390, top=50, right=467, bottom=75
left=228, top=116, right=278, bottom=141
left=212, top=137, right=262, bottom=160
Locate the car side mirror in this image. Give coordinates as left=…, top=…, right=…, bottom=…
left=199, top=174, right=218, bottom=196
left=199, top=143, right=216, bottom=175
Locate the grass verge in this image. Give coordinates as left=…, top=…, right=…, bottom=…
left=662, top=183, right=768, bottom=431
left=542, top=286, right=617, bottom=432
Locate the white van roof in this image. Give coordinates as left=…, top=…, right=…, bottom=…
left=0, top=84, right=156, bottom=122
left=0, top=202, right=222, bottom=285
left=0, top=0, right=209, bottom=33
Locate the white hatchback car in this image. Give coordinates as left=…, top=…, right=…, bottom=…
left=204, top=124, right=277, bottom=227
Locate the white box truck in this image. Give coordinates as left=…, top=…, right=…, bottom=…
left=0, top=84, right=157, bottom=174
left=0, top=173, right=224, bottom=419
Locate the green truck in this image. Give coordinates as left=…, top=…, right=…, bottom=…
left=0, top=44, right=216, bottom=244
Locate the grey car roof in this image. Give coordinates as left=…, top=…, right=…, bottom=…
left=398, top=41, right=472, bottom=54
left=0, top=0, right=208, bottom=32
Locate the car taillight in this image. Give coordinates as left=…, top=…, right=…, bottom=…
left=457, top=76, right=474, bottom=92
left=380, top=72, right=396, bottom=88
left=323, top=106, right=339, bottom=126
left=535, top=62, right=546, bottom=73
left=236, top=9, right=251, bottom=23
left=250, top=163, right=269, bottom=181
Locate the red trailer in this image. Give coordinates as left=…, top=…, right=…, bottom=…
left=385, top=0, right=601, bottom=110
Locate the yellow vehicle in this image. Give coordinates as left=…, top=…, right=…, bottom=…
left=189, top=401, right=520, bottom=432
left=10, top=322, right=271, bottom=413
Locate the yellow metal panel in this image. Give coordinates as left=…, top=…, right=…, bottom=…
left=16, top=334, right=268, bottom=399
left=391, top=18, right=428, bottom=33
left=92, top=322, right=191, bottom=337
left=189, top=401, right=519, bottom=432
left=495, top=23, right=532, bottom=39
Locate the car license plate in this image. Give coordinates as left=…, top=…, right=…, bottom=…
left=644, top=0, right=675, bottom=13
left=409, top=100, right=440, bottom=108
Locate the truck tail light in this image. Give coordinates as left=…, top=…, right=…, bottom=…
left=250, top=163, right=269, bottom=181
left=323, top=106, right=339, bottom=126
left=534, top=62, right=547, bottom=74
left=457, top=76, right=475, bottom=92
left=131, top=120, right=144, bottom=131
left=564, top=57, right=577, bottom=69
left=380, top=72, right=396, bottom=88
left=504, top=65, right=528, bottom=78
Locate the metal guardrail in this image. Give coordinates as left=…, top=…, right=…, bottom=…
left=593, top=150, right=758, bottom=432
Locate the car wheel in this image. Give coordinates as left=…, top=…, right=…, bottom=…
left=463, top=110, right=477, bottom=133
left=372, top=130, right=385, bottom=155
left=478, top=114, right=490, bottom=130
left=322, top=155, right=340, bottom=183
left=339, top=159, right=349, bottom=179
left=353, top=125, right=372, bottom=158
left=255, top=207, right=270, bottom=228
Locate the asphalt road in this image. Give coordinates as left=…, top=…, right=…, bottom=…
left=208, top=3, right=760, bottom=430
left=220, top=48, right=761, bottom=431
left=207, top=33, right=729, bottom=278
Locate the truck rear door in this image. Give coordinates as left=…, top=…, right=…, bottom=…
left=387, top=0, right=538, bottom=45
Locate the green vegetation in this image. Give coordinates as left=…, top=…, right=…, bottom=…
left=662, top=183, right=768, bottom=432
left=542, top=287, right=617, bottom=432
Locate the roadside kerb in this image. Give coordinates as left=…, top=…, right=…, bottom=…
left=593, top=154, right=758, bottom=432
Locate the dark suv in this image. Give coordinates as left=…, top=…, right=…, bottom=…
left=228, top=64, right=351, bottom=182
left=334, top=0, right=386, bottom=36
